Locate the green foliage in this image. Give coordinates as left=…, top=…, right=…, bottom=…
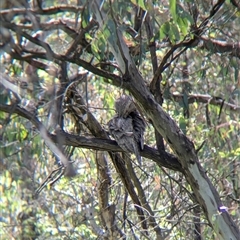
left=170, top=0, right=177, bottom=22
left=131, top=0, right=147, bottom=10
left=159, top=21, right=181, bottom=43
left=0, top=0, right=239, bottom=239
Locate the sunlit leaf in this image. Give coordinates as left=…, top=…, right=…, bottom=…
left=170, top=0, right=177, bottom=22
left=169, top=23, right=180, bottom=43
left=159, top=21, right=170, bottom=40
left=177, top=4, right=194, bottom=25
left=179, top=117, right=187, bottom=135
left=82, top=7, right=91, bottom=28
left=131, top=0, right=147, bottom=10
left=17, top=124, right=28, bottom=141
left=177, top=17, right=189, bottom=35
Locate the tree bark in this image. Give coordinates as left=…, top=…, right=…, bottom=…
left=90, top=1, right=240, bottom=238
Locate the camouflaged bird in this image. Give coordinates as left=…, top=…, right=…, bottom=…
left=108, top=95, right=145, bottom=165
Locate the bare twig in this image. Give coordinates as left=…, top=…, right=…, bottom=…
left=0, top=5, right=83, bottom=16
left=171, top=93, right=240, bottom=112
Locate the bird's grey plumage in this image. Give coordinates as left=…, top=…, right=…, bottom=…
left=115, top=95, right=136, bottom=118
left=129, top=111, right=145, bottom=150
left=108, top=95, right=145, bottom=165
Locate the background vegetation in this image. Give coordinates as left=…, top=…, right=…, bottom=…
left=0, top=0, right=239, bottom=239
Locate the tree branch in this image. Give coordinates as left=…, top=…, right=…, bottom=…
left=230, top=0, right=240, bottom=9
left=201, top=37, right=240, bottom=58
left=171, top=93, right=240, bottom=112
left=8, top=48, right=124, bottom=88
left=0, top=103, right=76, bottom=175
left=150, top=0, right=225, bottom=91
left=0, top=5, right=83, bottom=17
left=1, top=20, right=92, bottom=53
left=87, top=2, right=240, bottom=237
left=128, top=69, right=240, bottom=239
left=0, top=103, right=182, bottom=172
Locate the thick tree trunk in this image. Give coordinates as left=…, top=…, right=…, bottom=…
left=91, top=1, right=240, bottom=238
left=128, top=66, right=240, bottom=240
